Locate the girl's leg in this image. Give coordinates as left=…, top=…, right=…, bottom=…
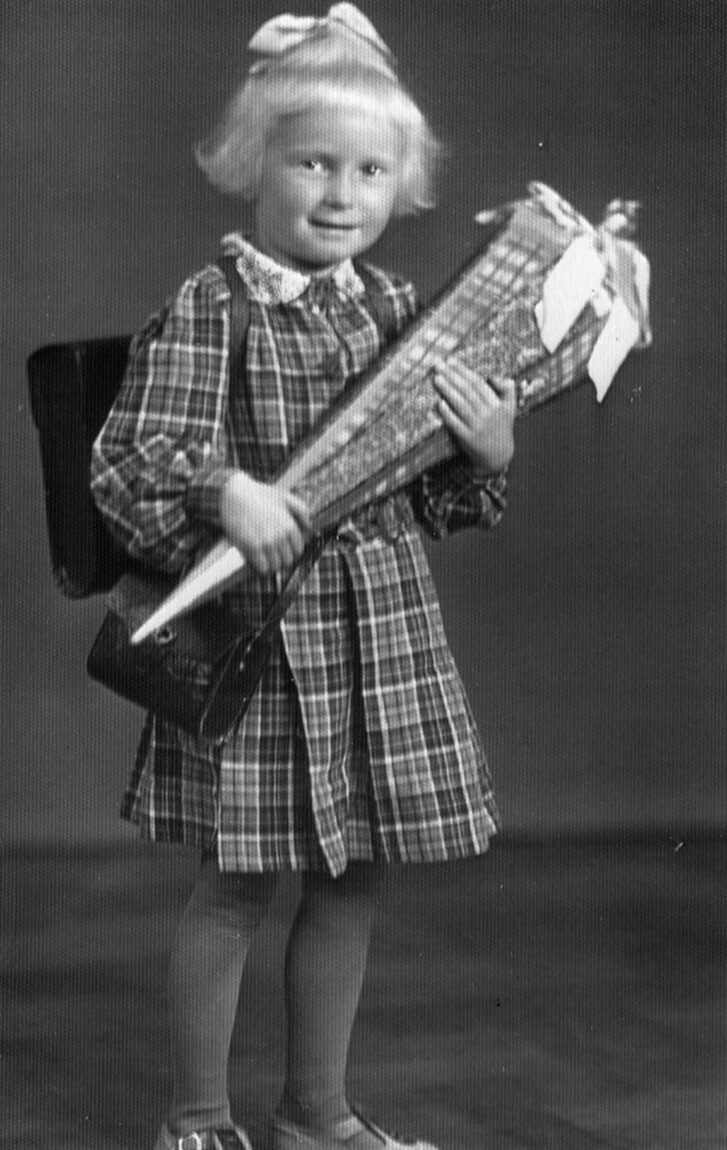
left=166, top=853, right=279, bottom=1136
left=277, top=861, right=382, bottom=1132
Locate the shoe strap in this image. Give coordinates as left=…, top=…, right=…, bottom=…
left=346, top=1110, right=421, bottom=1148
left=332, top=1116, right=372, bottom=1141
left=214, top=1128, right=253, bottom=1150
left=333, top=1112, right=389, bottom=1145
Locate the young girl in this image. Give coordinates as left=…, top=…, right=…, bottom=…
left=91, top=6, right=516, bottom=1149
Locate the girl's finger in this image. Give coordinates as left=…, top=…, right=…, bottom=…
left=434, top=370, right=480, bottom=419
left=436, top=363, right=499, bottom=412
left=447, top=356, right=485, bottom=388
left=436, top=397, right=470, bottom=440
left=486, top=375, right=516, bottom=400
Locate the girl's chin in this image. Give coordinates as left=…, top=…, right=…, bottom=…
left=258, top=230, right=367, bottom=273
left=308, top=230, right=360, bottom=251
left=294, top=237, right=363, bottom=269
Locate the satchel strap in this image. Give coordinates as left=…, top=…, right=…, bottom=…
left=215, top=251, right=325, bottom=589
left=198, top=258, right=327, bottom=738
left=353, top=260, right=399, bottom=344
left=217, top=255, right=251, bottom=386
left=266, top=534, right=326, bottom=627
left=203, top=253, right=397, bottom=738
left=201, top=534, right=325, bottom=741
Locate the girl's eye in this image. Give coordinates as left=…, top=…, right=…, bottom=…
left=301, top=158, right=325, bottom=172
left=362, top=163, right=384, bottom=177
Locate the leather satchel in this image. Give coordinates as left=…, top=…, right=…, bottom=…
left=86, top=545, right=321, bottom=743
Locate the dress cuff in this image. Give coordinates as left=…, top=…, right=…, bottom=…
left=184, top=461, right=239, bottom=530
left=469, top=464, right=509, bottom=491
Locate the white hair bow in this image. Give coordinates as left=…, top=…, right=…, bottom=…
left=248, top=3, right=392, bottom=67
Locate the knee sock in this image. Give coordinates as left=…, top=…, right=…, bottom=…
left=166, top=854, right=278, bottom=1136
left=277, top=863, right=380, bottom=1133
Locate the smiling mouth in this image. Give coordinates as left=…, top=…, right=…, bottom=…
left=311, top=220, right=359, bottom=231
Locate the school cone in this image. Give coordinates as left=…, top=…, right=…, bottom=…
left=131, top=185, right=650, bottom=647
left=130, top=538, right=245, bottom=644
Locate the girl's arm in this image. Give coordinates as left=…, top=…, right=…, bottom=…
left=394, top=284, right=515, bottom=540
left=91, top=269, right=311, bottom=576
left=365, top=270, right=513, bottom=541
left=91, top=270, right=241, bottom=574
left=90, top=270, right=232, bottom=575
left=411, top=359, right=515, bottom=539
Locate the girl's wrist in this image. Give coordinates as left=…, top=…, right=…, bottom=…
left=467, top=451, right=512, bottom=480
left=186, top=463, right=240, bottom=529
left=467, top=433, right=515, bottom=476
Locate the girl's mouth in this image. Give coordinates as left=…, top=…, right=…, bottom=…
left=311, top=220, right=359, bottom=231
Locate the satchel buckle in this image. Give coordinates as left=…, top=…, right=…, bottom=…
left=153, top=625, right=176, bottom=646
left=176, top=1135, right=204, bottom=1150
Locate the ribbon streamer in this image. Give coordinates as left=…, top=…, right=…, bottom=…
left=529, top=183, right=651, bottom=398
left=534, top=235, right=607, bottom=354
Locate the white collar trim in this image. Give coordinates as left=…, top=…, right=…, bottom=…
left=220, top=232, right=366, bottom=305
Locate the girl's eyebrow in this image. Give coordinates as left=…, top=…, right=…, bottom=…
left=286, top=141, right=331, bottom=153
left=286, top=146, right=332, bottom=161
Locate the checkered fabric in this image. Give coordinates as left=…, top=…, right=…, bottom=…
left=91, top=236, right=506, bottom=874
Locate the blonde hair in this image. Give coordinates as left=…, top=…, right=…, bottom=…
left=195, top=28, right=442, bottom=215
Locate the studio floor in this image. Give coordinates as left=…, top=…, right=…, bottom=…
left=1, top=832, right=724, bottom=1150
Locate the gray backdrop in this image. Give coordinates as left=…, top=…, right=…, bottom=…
left=2, top=0, right=725, bottom=845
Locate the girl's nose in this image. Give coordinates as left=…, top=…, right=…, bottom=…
left=323, top=169, right=355, bottom=208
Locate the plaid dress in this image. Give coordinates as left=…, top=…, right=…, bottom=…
left=91, top=235, right=507, bottom=875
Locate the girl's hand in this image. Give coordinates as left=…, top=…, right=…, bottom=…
left=433, top=360, right=517, bottom=474
left=220, top=472, right=312, bottom=574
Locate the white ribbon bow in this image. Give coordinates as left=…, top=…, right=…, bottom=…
left=527, top=183, right=652, bottom=400
left=248, top=3, right=392, bottom=68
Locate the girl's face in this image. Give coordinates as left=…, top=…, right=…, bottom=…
left=254, top=101, right=402, bottom=274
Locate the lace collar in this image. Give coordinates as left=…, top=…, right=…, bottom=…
left=220, top=232, right=366, bottom=305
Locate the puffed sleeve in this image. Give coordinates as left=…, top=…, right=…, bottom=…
left=90, top=268, right=237, bottom=574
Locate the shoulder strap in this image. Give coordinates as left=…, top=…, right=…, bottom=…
left=200, top=533, right=325, bottom=742
left=217, top=255, right=251, bottom=387
left=198, top=253, right=324, bottom=740
left=353, top=261, right=400, bottom=344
